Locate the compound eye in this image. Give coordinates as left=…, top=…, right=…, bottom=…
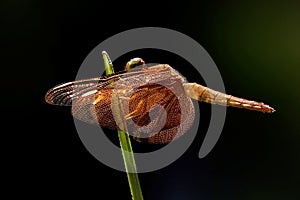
left=125, top=58, right=145, bottom=71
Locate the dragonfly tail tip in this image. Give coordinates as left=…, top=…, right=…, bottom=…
left=265, top=105, right=276, bottom=113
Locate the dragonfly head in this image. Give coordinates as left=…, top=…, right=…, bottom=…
left=125, top=58, right=145, bottom=71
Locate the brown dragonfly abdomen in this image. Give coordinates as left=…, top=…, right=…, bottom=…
left=183, top=83, right=275, bottom=113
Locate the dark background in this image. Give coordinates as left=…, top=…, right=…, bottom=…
left=2, top=0, right=299, bottom=199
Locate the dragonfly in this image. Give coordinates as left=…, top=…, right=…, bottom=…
left=45, top=54, right=275, bottom=144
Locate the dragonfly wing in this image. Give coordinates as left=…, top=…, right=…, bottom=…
left=45, top=75, right=122, bottom=106
left=71, top=88, right=115, bottom=127
left=122, top=84, right=195, bottom=144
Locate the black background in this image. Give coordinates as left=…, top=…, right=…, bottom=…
left=2, top=0, right=300, bottom=199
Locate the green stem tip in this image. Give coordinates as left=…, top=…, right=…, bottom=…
left=102, top=51, right=144, bottom=200
left=102, top=51, right=114, bottom=75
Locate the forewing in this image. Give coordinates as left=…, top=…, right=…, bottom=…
left=45, top=74, right=123, bottom=106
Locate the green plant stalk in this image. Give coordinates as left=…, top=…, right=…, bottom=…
left=102, top=51, right=144, bottom=200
